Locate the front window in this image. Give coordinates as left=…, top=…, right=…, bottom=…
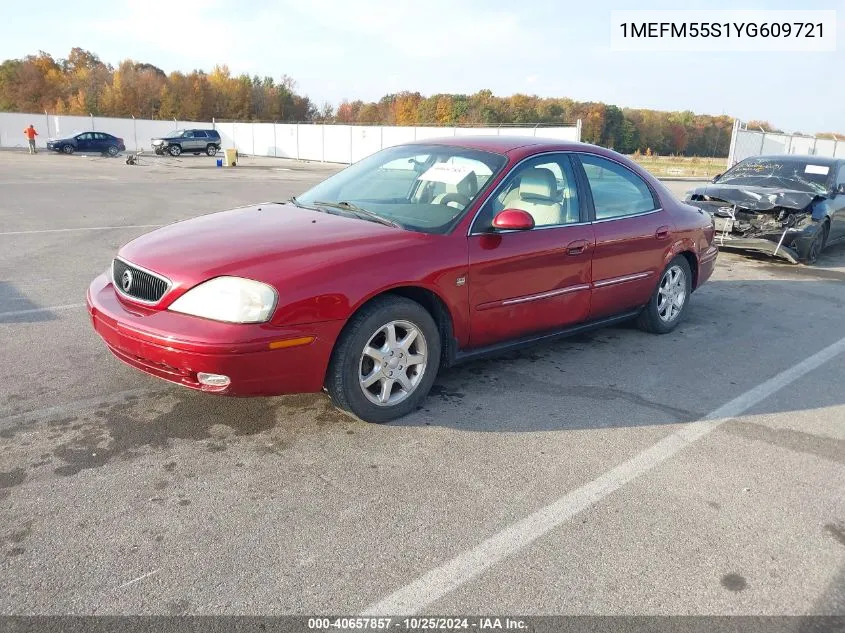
left=718, top=158, right=830, bottom=193
left=168, top=129, right=186, bottom=138
left=296, top=144, right=507, bottom=233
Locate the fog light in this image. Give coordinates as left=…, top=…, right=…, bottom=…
left=197, top=372, right=231, bottom=388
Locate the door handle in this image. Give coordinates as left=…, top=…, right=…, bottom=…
left=655, top=226, right=670, bottom=240
left=566, top=239, right=590, bottom=255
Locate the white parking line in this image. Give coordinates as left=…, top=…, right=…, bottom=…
left=0, top=224, right=164, bottom=236
left=362, top=334, right=845, bottom=615
left=0, top=303, right=86, bottom=318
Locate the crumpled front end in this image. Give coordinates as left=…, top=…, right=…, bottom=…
left=685, top=185, right=824, bottom=264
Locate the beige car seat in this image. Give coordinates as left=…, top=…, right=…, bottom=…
left=432, top=171, right=479, bottom=208
left=500, top=167, right=563, bottom=226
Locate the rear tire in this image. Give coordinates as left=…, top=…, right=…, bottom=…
left=62, top=145, right=74, bottom=155
left=326, top=296, right=441, bottom=423
left=206, top=145, right=218, bottom=157
left=168, top=145, right=182, bottom=157
left=107, top=145, right=119, bottom=157
left=636, top=255, right=692, bottom=334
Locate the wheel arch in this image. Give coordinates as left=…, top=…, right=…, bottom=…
left=664, top=240, right=699, bottom=290
left=335, top=284, right=457, bottom=373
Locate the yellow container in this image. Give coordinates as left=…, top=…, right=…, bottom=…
left=224, top=148, right=238, bottom=167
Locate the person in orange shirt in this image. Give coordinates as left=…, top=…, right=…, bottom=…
left=24, top=124, right=38, bottom=154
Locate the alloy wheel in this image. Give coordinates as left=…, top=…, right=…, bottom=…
left=657, top=265, right=687, bottom=323
left=358, top=320, right=427, bottom=406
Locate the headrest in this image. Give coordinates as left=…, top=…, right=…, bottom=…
left=456, top=171, right=478, bottom=197
left=519, top=168, right=556, bottom=201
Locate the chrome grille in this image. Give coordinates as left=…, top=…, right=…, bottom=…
left=112, top=258, right=170, bottom=303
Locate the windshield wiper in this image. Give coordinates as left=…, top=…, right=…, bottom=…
left=312, top=201, right=400, bottom=228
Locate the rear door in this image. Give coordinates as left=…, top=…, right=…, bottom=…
left=93, top=133, right=109, bottom=152
left=467, top=153, right=595, bottom=348
left=193, top=130, right=208, bottom=150
left=573, top=153, right=673, bottom=321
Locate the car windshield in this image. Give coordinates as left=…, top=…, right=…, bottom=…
left=167, top=129, right=186, bottom=138
left=295, top=144, right=507, bottom=233
left=718, top=158, right=830, bottom=193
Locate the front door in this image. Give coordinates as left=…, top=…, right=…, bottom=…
left=467, top=153, right=594, bottom=348
left=830, top=164, right=845, bottom=242
left=76, top=133, right=93, bottom=151
left=573, top=153, right=673, bottom=320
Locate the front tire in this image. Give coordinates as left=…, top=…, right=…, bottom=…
left=168, top=144, right=182, bottom=157
left=637, top=255, right=692, bottom=334
left=326, top=296, right=441, bottom=423
left=62, top=145, right=75, bottom=155
left=802, top=221, right=829, bottom=265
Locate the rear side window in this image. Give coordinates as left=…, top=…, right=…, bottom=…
left=578, top=154, right=657, bottom=220
left=193, top=130, right=207, bottom=138
left=207, top=130, right=220, bottom=139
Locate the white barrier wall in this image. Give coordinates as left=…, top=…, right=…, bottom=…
left=728, top=120, right=843, bottom=166
left=0, top=111, right=581, bottom=163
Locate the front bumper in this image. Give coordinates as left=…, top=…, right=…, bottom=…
left=710, top=214, right=824, bottom=264
left=86, top=273, right=344, bottom=396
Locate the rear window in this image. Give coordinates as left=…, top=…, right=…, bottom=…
left=206, top=130, right=220, bottom=138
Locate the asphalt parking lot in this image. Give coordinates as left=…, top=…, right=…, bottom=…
left=1, top=150, right=844, bottom=616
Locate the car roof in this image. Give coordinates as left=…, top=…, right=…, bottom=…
left=748, top=154, right=839, bottom=166
left=407, top=135, right=591, bottom=154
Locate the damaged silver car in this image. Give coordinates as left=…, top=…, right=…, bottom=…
left=684, top=155, right=845, bottom=264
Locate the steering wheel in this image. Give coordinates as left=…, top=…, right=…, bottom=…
left=438, top=193, right=471, bottom=209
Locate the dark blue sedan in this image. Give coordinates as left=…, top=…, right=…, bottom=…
left=685, top=155, right=845, bottom=264
left=46, top=132, right=126, bottom=157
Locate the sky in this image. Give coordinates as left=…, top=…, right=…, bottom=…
left=0, top=0, right=842, bottom=133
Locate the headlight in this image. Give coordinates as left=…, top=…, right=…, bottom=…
left=168, top=277, right=277, bottom=323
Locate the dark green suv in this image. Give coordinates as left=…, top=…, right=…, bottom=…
left=151, top=129, right=222, bottom=157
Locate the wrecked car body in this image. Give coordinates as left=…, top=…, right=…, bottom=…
left=684, top=156, right=845, bottom=264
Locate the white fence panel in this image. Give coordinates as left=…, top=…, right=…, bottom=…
left=0, top=112, right=49, bottom=148
left=455, top=127, right=498, bottom=136
left=836, top=142, right=845, bottom=158
left=252, top=123, right=277, bottom=158
left=760, top=133, right=790, bottom=155
left=789, top=136, right=815, bottom=155
left=324, top=125, right=352, bottom=163
left=381, top=127, right=416, bottom=148
left=232, top=122, right=254, bottom=154
left=814, top=139, right=836, bottom=157
left=351, top=126, right=382, bottom=162
left=274, top=124, right=299, bottom=159
left=539, top=126, right=581, bottom=141
left=298, top=125, right=324, bottom=161
left=414, top=126, right=454, bottom=140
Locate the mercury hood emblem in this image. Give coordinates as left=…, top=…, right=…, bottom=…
left=121, top=269, right=133, bottom=292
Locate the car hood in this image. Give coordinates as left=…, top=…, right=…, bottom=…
left=118, top=203, right=428, bottom=290
left=686, top=183, right=823, bottom=212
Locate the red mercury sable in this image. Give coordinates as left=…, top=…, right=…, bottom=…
left=87, top=137, right=717, bottom=422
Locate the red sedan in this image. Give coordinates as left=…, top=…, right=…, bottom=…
left=87, top=137, right=717, bottom=422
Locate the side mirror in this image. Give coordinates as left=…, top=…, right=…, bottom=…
left=492, top=209, right=535, bottom=231
left=711, top=173, right=722, bottom=183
